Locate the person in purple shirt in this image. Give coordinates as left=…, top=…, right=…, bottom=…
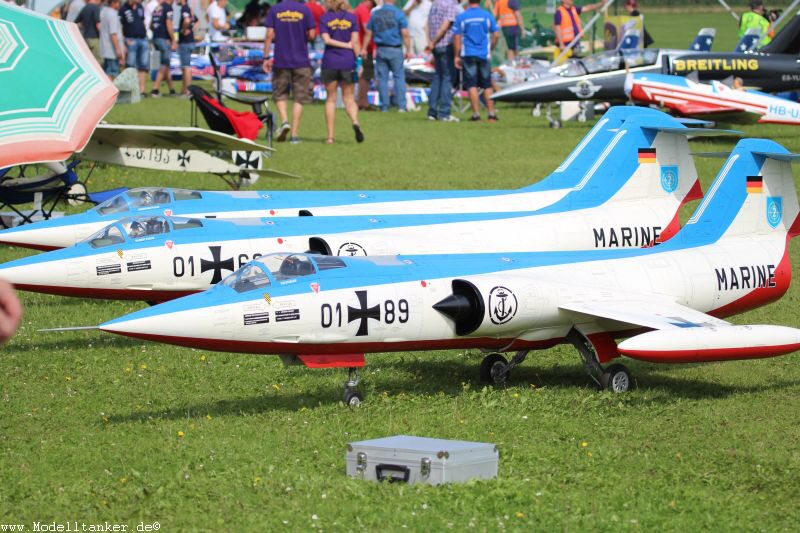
left=320, top=0, right=364, bottom=144
left=263, top=0, right=316, bottom=143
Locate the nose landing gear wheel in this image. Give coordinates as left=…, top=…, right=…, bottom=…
left=601, top=363, right=632, bottom=393
left=343, top=367, right=363, bottom=407
left=343, top=389, right=363, bottom=407
left=480, top=353, right=509, bottom=385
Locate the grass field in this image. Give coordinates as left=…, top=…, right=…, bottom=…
left=2, top=10, right=800, bottom=532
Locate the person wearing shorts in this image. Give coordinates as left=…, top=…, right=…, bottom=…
left=120, top=0, right=148, bottom=95
left=490, top=0, right=523, bottom=60
left=150, top=0, right=175, bottom=97
left=353, top=0, right=376, bottom=110
left=177, top=0, right=198, bottom=96
left=320, top=0, right=364, bottom=144
left=263, top=0, right=316, bottom=143
left=453, top=0, right=499, bottom=121
left=99, top=0, right=125, bottom=77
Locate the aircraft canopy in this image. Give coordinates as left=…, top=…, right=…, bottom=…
left=94, top=188, right=204, bottom=215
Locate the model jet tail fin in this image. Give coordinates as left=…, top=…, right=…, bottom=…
left=689, top=28, right=715, bottom=51
left=527, top=106, right=691, bottom=191
left=533, top=111, right=724, bottom=215
left=759, top=12, right=800, bottom=55
left=671, top=139, right=800, bottom=246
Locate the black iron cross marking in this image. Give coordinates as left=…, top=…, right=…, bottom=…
left=347, top=290, right=380, bottom=336
left=177, top=150, right=191, bottom=168
left=200, top=246, right=235, bottom=284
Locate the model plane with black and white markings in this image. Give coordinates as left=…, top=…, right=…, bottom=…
left=0, top=107, right=709, bottom=251
left=0, top=111, right=715, bottom=300
left=51, top=138, right=800, bottom=403
left=492, top=14, right=800, bottom=104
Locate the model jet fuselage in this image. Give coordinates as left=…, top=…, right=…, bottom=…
left=492, top=49, right=800, bottom=103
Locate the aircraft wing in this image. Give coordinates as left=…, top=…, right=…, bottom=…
left=559, top=296, right=730, bottom=331
left=669, top=102, right=744, bottom=116
left=91, top=124, right=274, bottom=153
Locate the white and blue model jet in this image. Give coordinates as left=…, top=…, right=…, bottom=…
left=0, top=106, right=719, bottom=251
left=0, top=111, right=714, bottom=301
left=69, top=138, right=800, bottom=403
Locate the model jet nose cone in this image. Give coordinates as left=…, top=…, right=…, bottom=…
left=433, top=294, right=472, bottom=321
left=0, top=252, right=68, bottom=287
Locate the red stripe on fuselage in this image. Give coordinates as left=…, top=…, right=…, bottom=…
left=98, top=329, right=563, bottom=356
left=11, top=283, right=199, bottom=301
left=0, top=241, right=61, bottom=251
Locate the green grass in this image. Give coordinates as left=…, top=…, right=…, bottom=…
left=3, top=10, right=800, bottom=531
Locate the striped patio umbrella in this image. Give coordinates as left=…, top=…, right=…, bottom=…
left=0, top=3, right=118, bottom=168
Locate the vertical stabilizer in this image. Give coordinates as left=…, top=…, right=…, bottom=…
left=669, top=139, right=800, bottom=247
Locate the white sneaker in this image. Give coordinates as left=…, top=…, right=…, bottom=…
left=439, top=115, right=460, bottom=122
left=276, top=122, right=290, bottom=142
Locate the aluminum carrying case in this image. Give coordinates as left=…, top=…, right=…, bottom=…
left=345, top=435, right=499, bottom=485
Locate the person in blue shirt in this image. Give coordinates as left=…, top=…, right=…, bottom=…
left=363, top=0, right=411, bottom=112
left=453, top=0, right=499, bottom=121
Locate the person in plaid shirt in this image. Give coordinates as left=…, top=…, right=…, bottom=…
left=424, top=0, right=459, bottom=121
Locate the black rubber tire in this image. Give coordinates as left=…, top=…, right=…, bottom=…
left=602, top=363, right=633, bottom=393
left=479, top=353, right=509, bottom=385
left=343, top=389, right=363, bottom=407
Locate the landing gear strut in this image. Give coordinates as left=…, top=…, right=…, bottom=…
left=479, top=350, right=529, bottom=385
left=566, top=328, right=633, bottom=392
left=343, top=367, right=363, bottom=407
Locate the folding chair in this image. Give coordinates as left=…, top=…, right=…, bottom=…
left=189, top=51, right=274, bottom=144
left=0, top=161, right=128, bottom=228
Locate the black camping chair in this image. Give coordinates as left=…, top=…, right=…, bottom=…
left=0, top=161, right=82, bottom=228
left=188, top=51, right=274, bottom=145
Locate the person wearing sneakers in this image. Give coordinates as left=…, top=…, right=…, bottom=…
left=453, top=0, right=499, bottom=122
left=425, top=0, right=459, bottom=121
left=320, top=0, right=364, bottom=144
left=177, top=0, right=199, bottom=97
left=150, top=0, right=176, bottom=97
left=119, top=0, right=149, bottom=98
left=363, top=0, right=411, bottom=112
left=263, top=0, right=316, bottom=143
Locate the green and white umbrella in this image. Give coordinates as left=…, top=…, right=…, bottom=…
left=0, top=2, right=118, bottom=168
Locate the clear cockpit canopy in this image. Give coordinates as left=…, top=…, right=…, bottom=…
left=83, top=216, right=204, bottom=248
left=558, top=49, right=658, bottom=77
left=219, top=253, right=348, bottom=292
left=93, top=188, right=204, bottom=215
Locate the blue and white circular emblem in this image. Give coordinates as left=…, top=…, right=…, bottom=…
left=660, top=166, right=679, bottom=193
left=767, top=196, right=782, bottom=228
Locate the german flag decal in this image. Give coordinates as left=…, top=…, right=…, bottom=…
left=746, top=176, right=763, bottom=193
left=638, top=148, right=657, bottom=163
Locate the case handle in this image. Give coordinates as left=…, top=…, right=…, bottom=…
left=375, top=463, right=410, bottom=483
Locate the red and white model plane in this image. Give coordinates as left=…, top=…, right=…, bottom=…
left=627, top=73, right=800, bottom=125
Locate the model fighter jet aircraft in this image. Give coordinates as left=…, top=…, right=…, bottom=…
left=627, top=72, right=800, bottom=125
left=0, top=111, right=722, bottom=301
left=492, top=13, right=800, bottom=104
left=0, top=111, right=709, bottom=301
left=0, top=107, right=715, bottom=252
left=48, top=138, right=800, bottom=404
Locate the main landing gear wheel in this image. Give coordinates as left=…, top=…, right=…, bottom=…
left=601, top=364, right=632, bottom=393
left=480, top=353, right=509, bottom=385
left=566, top=328, right=634, bottom=393
left=343, top=367, right=362, bottom=407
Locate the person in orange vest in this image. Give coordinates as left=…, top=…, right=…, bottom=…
left=553, top=0, right=604, bottom=53
left=487, top=0, right=524, bottom=60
